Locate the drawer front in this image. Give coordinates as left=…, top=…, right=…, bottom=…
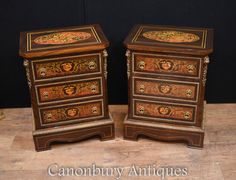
left=133, top=77, right=199, bottom=102
left=39, top=99, right=104, bottom=127
left=133, top=52, right=201, bottom=78
left=32, top=53, right=101, bottom=82
left=133, top=99, right=197, bottom=124
left=36, top=77, right=103, bottom=105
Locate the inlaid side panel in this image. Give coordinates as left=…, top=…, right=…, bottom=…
left=32, top=53, right=101, bottom=81
left=133, top=52, right=201, bottom=78
left=39, top=100, right=104, bottom=127
left=133, top=99, right=197, bottom=125
left=35, top=77, right=103, bottom=105
left=133, top=77, right=199, bottom=102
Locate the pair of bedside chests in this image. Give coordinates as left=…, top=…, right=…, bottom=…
left=19, top=24, right=213, bottom=151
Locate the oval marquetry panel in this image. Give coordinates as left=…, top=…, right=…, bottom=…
left=142, top=31, right=200, bottom=43
left=34, top=32, right=92, bottom=45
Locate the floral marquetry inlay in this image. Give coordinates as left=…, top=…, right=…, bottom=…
left=142, top=31, right=200, bottom=43
left=37, top=80, right=101, bottom=103
left=135, top=101, right=195, bottom=122
left=34, top=55, right=100, bottom=80
left=34, top=32, right=92, bottom=45
left=41, top=102, right=102, bottom=124
left=135, top=79, right=197, bottom=101
left=135, top=55, right=200, bottom=77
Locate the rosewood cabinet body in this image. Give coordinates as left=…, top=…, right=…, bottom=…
left=19, top=25, right=114, bottom=151
left=124, top=24, right=213, bottom=148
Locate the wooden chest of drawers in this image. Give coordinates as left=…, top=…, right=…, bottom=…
left=124, top=24, right=213, bottom=148
left=19, top=25, right=114, bottom=151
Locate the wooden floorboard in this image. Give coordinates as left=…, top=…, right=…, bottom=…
left=0, top=104, right=235, bottom=180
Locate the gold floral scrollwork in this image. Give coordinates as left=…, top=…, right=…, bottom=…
left=202, top=56, right=210, bottom=86
left=103, top=50, right=108, bottom=79
left=23, top=60, right=31, bottom=89
left=125, top=49, right=131, bottom=79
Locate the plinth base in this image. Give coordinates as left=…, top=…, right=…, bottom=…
left=33, top=114, right=115, bottom=151
left=124, top=115, right=204, bottom=148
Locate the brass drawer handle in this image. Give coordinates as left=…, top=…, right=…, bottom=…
left=184, top=111, right=191, bottom=119
left=39, top=68, right=47, bottom=76
left=186, top=89, right=192, bottom=97
left=138, top=61, right=145, bottom=70
left=187, top=64, right=195, bottom=73
left=88, top=61, right=96, bottom=70
left=90, top=85, right=97, bottom=93
left=139, top=85, right=145, bottom=93
left=92, top=106, right=98, bottom=114
left=42, top=91, right=49, bottom=98
left=138, top=106, right=145, bottom=114
left=44, top=113, right=52, bottom=121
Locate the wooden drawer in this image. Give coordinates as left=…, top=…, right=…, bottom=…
left=133, top=99, right=197, bottom=125
left=133, top=77, right=199, bottom=102
left=133, top=52, right=202, bottom=79
left=38, top=99, right=104, bottom=127
left=35, top=77, right=103, bottom=105
left=31, top=53, right=102, bottom=82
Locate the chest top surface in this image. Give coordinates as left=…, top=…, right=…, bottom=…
left=124, top=24, right=213, bottom=56
left=19, top=24, right=109, bottom=59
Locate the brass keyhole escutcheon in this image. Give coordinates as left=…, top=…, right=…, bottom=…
left=138, top=106, right=145, bottom=114
left=184, top=111, right=191, bottom=119
left=187, top=64, right=195, bottom=73
left=138, top=61, right=145, bottom=70
left=186, top=89, right=192, bottom=97
left=88, top=61, right=96, bottom=70
left=139, top=85, right=145, bottom=93
left=90, top=85, right=97, bottom=93
left=92, top=106, right=98, bottom=114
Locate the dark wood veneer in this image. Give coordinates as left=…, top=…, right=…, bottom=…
left=19, top=25, right=114, bottom=151
left=124, top=24, right=213, bottom=148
